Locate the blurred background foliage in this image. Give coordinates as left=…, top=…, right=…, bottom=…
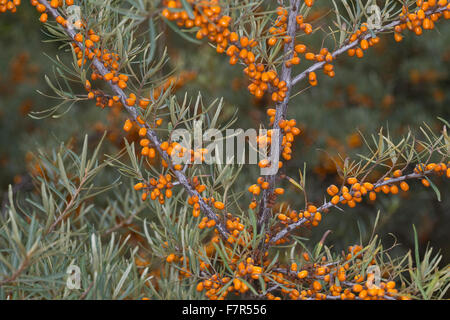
left=0, top=2, right=449, bottom=270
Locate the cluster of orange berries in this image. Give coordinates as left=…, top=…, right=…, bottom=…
left=268, top=6, right=313, bottom=47
left=276, top=2, right=336, bottom=88
left=277, top=204, right=323, bottom=227
left=31, top=0, right=138, bottom=111
left=31, top=0, right=75, bottom=26
left=244, top=3, right=315, bottom=100
left=187, top=190, right=228, bottom=231
left=267, top=248, right=407, bottom=300
left=193, top=197, right=224, bottom=229
left=326, top=163, right=449, bottom=208
left=266, top=7, right=291, bottom=47
left=134, top=174, right=174, bottom=204
left=167, top=242, right=409, bottom=300
left=123, top=117, right=165, bottom=160
left=165, top=254, right=192, bottom=278
left=196, top=274, right=233, bottom=300
left=255, top=108, right=302, bottom=164
left=223, top=214, right=247, bottom=245
left=414, top=162, right=450, bottom=185
left=196, top=256, right=268, bottom=300
left=161, top=0, right=293, bottom=102
left=187, top=177, right=208, bottom=217
left=247, top=179, right=284, bottom=210
left=346, top=24, right=381, bottom=60
left=197, top=216, right=217, bottom=229
left=272, top=0, right=315, bottom=42
left=246, top=111, right=302, bottom=210
left=197, top=206, right=250, bottom=248
left=269, top=164, right=449, bottom=246
left=284, top=7, right=335, bottom=87
left=278, top=117, right=301, bottom=161
left=0, top=0, right=20, bottom=13
left=303, top=45, right=337, bottom=86
left=394, top=1, right=450, bottom=41
left=327, top=178, right=378, bottom=208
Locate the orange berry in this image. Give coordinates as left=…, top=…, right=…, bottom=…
left=39, top=13, right=48, bottom=23
left=313, top=281, right=322, bottom=291
left=160, top=141, right=169, bottom=150
left=268, top=37, right=277, bottom=46
left=421, top=179, right=430, bottom=187
left=393, top=169, right=402, bottom=178
left=331, top=195, right=340, bottom=205
left=85, top=39, right=94, bottom=48
left=214, top=201, right=225, bottom=210
left=138, top=127, right=147, bottom=137
left=123, top=119, right=133, bottom=131
left=295, top=44, right=306, bottom=53
left=305, top=52, right=315, bottom=60
left=134, top=183, right=144, bottom=191
left=347, top=177, right=358, bottom=185
left=356, top=48, right=364, bottom=58
left=360, top=39, right=369, bottom=50
left=240, top=36, right=249, bottom=47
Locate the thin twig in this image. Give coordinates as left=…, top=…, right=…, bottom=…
left=45, top=174, right=87, bottom=235
left=0, top=256, right=30, bottom=287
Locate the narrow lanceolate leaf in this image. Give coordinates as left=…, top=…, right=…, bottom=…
left=79, top=134, right=89, bottom=180
left=113, top=263, right=133, bottom=299
left=58, top=153, right=73, bottom=194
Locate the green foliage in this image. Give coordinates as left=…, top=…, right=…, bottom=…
left=0, top=0, right=449, bottom=299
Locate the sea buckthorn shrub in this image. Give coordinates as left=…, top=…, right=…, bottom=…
left=0, top=0, right=449, bottom=300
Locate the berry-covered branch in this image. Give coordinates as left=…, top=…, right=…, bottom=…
left=270, top=163, right=449, bottom=245
left=290, top=4, right=449, bottom=87
left=34, top=0, right=230, bottom=239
